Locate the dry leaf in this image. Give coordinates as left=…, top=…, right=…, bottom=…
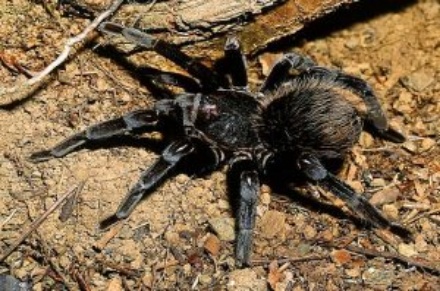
left=204, top=233, right=221, bottom=256
left=331, top=249, right=352, bottom=265
left=267, top=260, right=283, bottom=290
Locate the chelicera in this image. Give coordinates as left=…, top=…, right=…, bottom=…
left=31, top=22, right=410, bottom=267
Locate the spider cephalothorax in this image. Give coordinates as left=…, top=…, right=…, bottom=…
left=31, top=22, right=410, bottom=267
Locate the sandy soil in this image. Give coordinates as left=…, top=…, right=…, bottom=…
left=0, top=0, right=439, bottom=290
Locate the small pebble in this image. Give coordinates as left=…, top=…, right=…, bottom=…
left=369, top=186, right=400, bottom=206
left=402, top=141, right=418, bottom=153
left=419, top=138, right=436, bottom=152
left=303, top=224, right=317, bottom=240
left=208, top=218, right=235, bottom=241
left=228, top=269, right=266, bottom=291
left=260, top=186, right=271, bottom=205
left=260, top=210, right=286, bottom=239
left=362, top=267, right=395, bottom=286
left=217, top=199, right=230, bottom=210
left=106, top=277, right=123, bottom=291
left=382, top=204, right=399, bottom=220
left=402, top=69, right=434, bottom=92
left=398, top=243, right=418, bottom=257
left=370, top=178, right=386, bottom=187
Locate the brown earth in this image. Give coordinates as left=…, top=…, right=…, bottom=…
left=0, top=0, right=439, bottom=290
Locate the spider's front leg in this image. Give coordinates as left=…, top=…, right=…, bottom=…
left=222, top=36, right=248, bottom=89
left=30, top=109, right=160, bottom=162
left=297, top=153, right=412, bottom=240
left=228, top=152, right=260, bottom=267
left=99, top=139, right=195, bottom=229
left=99, top=139, right=226, bottom=229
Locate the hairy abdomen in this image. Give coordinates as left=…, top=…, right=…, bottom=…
left=259, top=81, right=363, bottom=159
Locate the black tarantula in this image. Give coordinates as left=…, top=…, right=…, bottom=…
left=31, top=22, right=411, bottom=267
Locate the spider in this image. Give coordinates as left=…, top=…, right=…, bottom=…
left=31, top=22, right=411, bottom=267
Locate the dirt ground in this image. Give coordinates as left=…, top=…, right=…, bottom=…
left=0, top=0, right=439, bottom=290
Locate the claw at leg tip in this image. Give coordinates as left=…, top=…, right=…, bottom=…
left=29, top=150, right=53, bottom=163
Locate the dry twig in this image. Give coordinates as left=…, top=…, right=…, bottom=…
left=0, top=209, right=17, bottom=231
left=251, top=254, right=330, bottom=266
left=340, top=245, right=440, bottom=275
left=0, top=182, right=85, bottom=262
left=405, top=207, right=440, bottom=225
left=0, top=0, right=124, bottom=105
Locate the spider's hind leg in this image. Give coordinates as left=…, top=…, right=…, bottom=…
left=308, top=67, right=405, bottom=143
left=297, top=153, right=412, bottom=241
left=30, top=109, right=159, bottom=162
left=336, top=73, right=405, bottom=143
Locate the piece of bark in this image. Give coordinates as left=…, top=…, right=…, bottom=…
left=114, top=0, right=358, bottom=53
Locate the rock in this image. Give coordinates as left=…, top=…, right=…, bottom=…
left=369, top=186, right=400, bottom=206
left=260, top=210, right=286, bottom=239
left=419, top=138, right=436, bottom=152
left=402, top=141, right=418, bottom=153
left=227, top=269, right=266, bottom=291
left=142, top=272, right=154, bottom=288
left=260, top=185, right=271, bottom=205
left=362, top=267, right=395, bottom=286
left=175, top=173, right=190, bottom=184
left=370, top=178, right=386, bottom=187
left=345, top=267, right=361, bottom=278
left=359, top=131, right=374, bottom=148
left=217, top=199, right=230, bottom=210
left=382, top=204, right=399, bottom=220
left=303, top=224, right=317, bottom=240
left=106, top=277, right=123, bottom=291
left=208, top=217, right=235, bottom=241
left=402, top=69, right=435, bottom=92
left=398, top=243, right=418, bottom=257
left=164, top=230, right=180, bottom=245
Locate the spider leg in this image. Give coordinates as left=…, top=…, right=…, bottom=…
left=308, top=67, right=405, bottom=143
left=260, top=52, right=316, bottom=94
left=30, top=109, right=160, bottom=162
left=115, top=140, right=193, bottom=218
left=99, top=22, right=220, bottom=91
left=102, top=140, right=224, bottom=229
left=297, top=153, right=412, bottom=240
left=223, top=36, right=248, bottom=89
left=228, top=153, right=260, bottom=267
left=135, top=66, right=202, bottom=93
